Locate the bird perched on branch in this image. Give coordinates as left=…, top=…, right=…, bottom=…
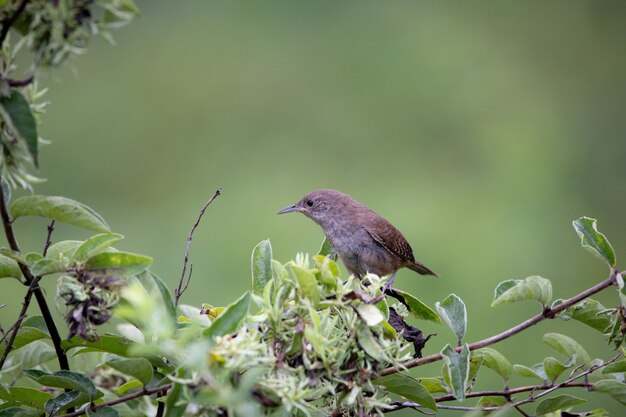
left=277, top=189, right=437, bottom=292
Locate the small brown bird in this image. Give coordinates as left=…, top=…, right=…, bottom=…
left=277, top=189, right=437, bottom=292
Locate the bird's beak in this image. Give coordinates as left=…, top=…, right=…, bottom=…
left=277, top=204, right=299, bottom=215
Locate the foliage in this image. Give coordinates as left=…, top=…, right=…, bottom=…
left=1, top=2, right=626, bottom=417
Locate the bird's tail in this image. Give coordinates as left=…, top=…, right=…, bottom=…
left=408, top=261, right=438, bottom=277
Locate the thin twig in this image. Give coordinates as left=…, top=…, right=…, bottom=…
left=7, top=75, right=34, bottom=87
left=0, top=177, right=70, bottom=372
left=55, top=383, right=173, bottom=417
left=380, top=270, right=618, bottom=377
left=0, top=0, right=29, bottom=48
left=175, top=187, right=221, bottom=306
left=155, top=401, right=165, bottom=417
left=42, top=220, right=55, bottom=256
left=0, top=276, right=40, bottom=369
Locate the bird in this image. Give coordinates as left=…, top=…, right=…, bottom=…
left=277, top=189, right=437, bottom=293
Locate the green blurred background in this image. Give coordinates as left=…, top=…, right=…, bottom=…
left=3, top=1, right=626, bottom=415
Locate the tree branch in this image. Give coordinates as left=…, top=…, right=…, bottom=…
left=0, top=0, right=29, bottom=49
left=175, top=187, right=221, bottom=306
left=0, top=180, right=69, bottom=372
left=55, top=383, right=173, bottom=417
left=380, top=270, right=618, bottom=377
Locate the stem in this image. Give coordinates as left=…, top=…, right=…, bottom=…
left=0, top=276, right=38, bottom=369
left=175, top=187, right=221, bottom=306
left=0, top=0, right=29, bottom=49
left=0, top=182, right=69, bottom=372
left=380, top=271, right=618, bottom=377
left=55, top=383, right=173, bottom=417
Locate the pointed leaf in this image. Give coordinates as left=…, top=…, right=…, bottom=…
left=514, top=363, right=547, bottom=380
left=436, top=294, right=466, bottom=342
left=476, top=396, right=506, bottom=414
left=62, top=335, right=132, bottom=357
left=73, top=233, right=124, bottom=262
left=393, top=289, right=441, bottom=323
left=441, top=344, right=470, bottom=400
left=45, top=240, right=82, bottom=260
left=0, top=386, right=54, bottom=409
left=592, top=380, right=626, bottom=405
left=536, top=394, right=587, bottom=415
left=356, top=323, right=388, bottom=362
left=544, top=356, right=570, bottom=381
left=374, top=374, right=436, bottom=411
left=562, top=299, right=612, bottom=333
left=9, top=196, right=110, bottom=233
left=13, top=340, right=56, bottom=369
left=44, top=391, right=95, bottom=417
left=492, top=276, right=552, bottom=307
left=148, top=271, right=176, bottom=322
left=317, top=237, right=337, bottom=260
left=543, top=333, right=591, bottom=366
left=85, top=251, right=152, bottom=275
left=24, top=369, right=97, bottom=399
left=251, top=239, right=272, bottom=296
left=103, top=356, right=153, bottom=385
left=416, top=377, right=448, bottom=394
left=0, top=254, right=21, bottom=279
left=475, top=347, right=512, bottom=381
left=0, top=316, right=50, bottom=357
left=602, top=360, right=626, bottom=374
left=0, top=90, right=38, bottom=166
left=30, top=258, right=66, bottom=276
left=290, top=265, right=320, bottom=305
left=356, top=303, right=384, bottom=326
left=204, top=292, right=251, bottom=339
left=573, top=217, right=615, bottom=267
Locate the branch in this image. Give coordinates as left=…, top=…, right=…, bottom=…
left=380, top=270, right=618, bottom=377
left=55, top=383, right=173, bottom=417
left=7, top=75, right=34, bottom=87
left=175, top=187, right=221, bottom=306
left=0, top=180, right=70, bottom=372
left=0, top=275, right=39, bottom=369
left=0, top=0, right=29, bottom=49
left=42, top=220, right=55, bottom=256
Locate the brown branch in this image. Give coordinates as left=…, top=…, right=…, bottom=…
left=55, top=383, right=173, bottom=417
left=7, top=75, right=34, bottom=87
left=175, top=187, right=221, bottom=306
left=0, top=0, right=29, bottom=49
left=42, top=220, right=55, bottom=256
left=380, top=270, right=618, bottom=377
left=0, top=275, right=40, bottom=369
left=0, top=180, right=70, bottom=372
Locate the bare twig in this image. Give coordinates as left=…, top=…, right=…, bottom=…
left=55, top=383, right=173, bottom=417
left=380, top=270, right=618, bottom=377
left=0, top=276, right=40, bottom=369
left=0, top=0, right=29, bottom=49
left=175, top=187, right=221, bottom=306
left=42, top=220, right=55, bottom=256
left=7, top=75, right=34, bottom=87
left=0, top=178, right=70, bottom=372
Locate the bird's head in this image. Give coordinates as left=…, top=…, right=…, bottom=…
left=277, top=189, right=352, bottom=225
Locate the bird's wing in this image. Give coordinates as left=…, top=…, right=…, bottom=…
left=364, top=224, right=416, bottom=264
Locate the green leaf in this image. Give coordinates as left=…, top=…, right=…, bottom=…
left=0, top=316, right=50, bottom=357
left=562, top=299, right=612, bottom=333
left=416, top=377, right=448, bottom=394
left=45, top=391, right=92, bottom=417
left=73, top=233, right=124, bottom=262
left=536, top=394, right=587, bottom=415
left=435, top=294, right=466, bottom=342
left=251, top=239, right=272, bottom=296
left=290, top=265, right=320, bottom=305
left=573, top=217, right=616, bottom=267
left=374, top=374, right=436, bottom=411
left=0, top=386, right=54, bottom=409
left=543, top=333, right=591, bottom=366
left=13, top=340, right=56, bottom=369
left=148, top=271, right=177, bottom=323
left=85, top=251, right=152, bottom=275
left=62, top=335, right=132, bottom=357
left=393, top=289, right=441, bottom=323
left=543, top=356, right=570, bottom=381
left=592, top=380, right=626, bottom=405
left=103, top=355, right=153, bottom=385
left=513, top=363, right=547, bottom=380
left=602, top=360, right=626, bottom=374
left=356, top=323, right=388, bottom=362
left=492, top=276, right=552, bottom=307
left=441, top=344, right=470, bottom=400
left=0, top=406, right=42, bottom=417
left=0, top=249, right=25, bottom=265
left=317, top=237, right=337, bottom=260
left=46, top=240, right=82, bottom=260
left=30, top=258, right=66, bottom=276
left=475, top=347, right=512, bottom=381
left=9, top=196, right=110, bottom=233
left=117, top=379, right=143, bottom=395
left=356, top=303, right=384, bottom=326
left=476, top=396, right=506, bottom=414
left=87, top=407, right=120, bottom=417
left=204, top=292, right=251, bottom=339
left=0, top=90, right=38, bottom=166
left=24, top=369, right=97, bottom=399
left=0, top=254, right=21, bottom=279
left=164, top=381, right=186, bottom=417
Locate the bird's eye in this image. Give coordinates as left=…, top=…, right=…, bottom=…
left=306, top=200, right=314, bottom=207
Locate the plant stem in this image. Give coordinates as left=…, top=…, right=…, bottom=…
left=0, top=0, right=29, bottom=49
